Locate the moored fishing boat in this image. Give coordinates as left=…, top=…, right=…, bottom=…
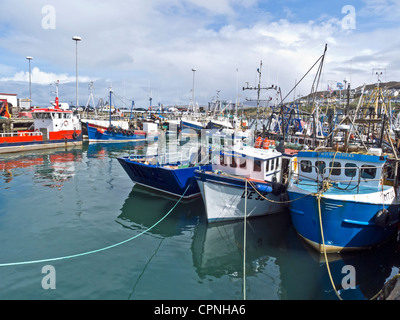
left=194, top=139, right=297, bottom=222
left=287, top=149, right=400, bottom=253
left=85, top=88, right=158, bottom=143
left=0, top=105, right=82, bottom=154
left=117, top=146, right=211, bottom=199
left=86, top=121, right=157, bottom=142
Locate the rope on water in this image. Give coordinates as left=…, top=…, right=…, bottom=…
left=0, top=184, right=191, bottom=267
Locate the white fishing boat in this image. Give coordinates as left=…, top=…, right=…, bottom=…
left=194, top=138, right=296, bottom=222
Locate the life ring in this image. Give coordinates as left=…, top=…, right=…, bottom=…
left=64, top=120, right=69, bottom=126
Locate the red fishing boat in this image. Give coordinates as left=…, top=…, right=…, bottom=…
left=0, top=103, right=82, bottom=154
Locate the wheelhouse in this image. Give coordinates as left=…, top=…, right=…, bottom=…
left=211, top=146, right=282, bottom=183
left=294, top=151, right=386, bottom=189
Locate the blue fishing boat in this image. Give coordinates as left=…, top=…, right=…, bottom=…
left=86, top=122, right=155, bottom=142
left=118, top=147, right=211, bottom=199
left=181, top=118, right=205, bottom=133
left=287, top=149, right=400, bottom=253
left=85, top=88, right=158, bottom=143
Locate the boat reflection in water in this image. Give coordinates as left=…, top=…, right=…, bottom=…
left=85, top=141, right=146, bottom=159
left=0, top=147, right=83, bottom=189
left=117, top=183, right=202, bottom=237
left=116, top=182, right=400, bottom=299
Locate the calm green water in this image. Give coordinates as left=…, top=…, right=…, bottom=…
left=0, top=141, right=399, bottom=300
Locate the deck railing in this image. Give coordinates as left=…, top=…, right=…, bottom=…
left=0, top=131, right=42, bottom=138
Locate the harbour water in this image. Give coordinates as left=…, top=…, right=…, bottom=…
left=0, top=141, right=399, bottom=300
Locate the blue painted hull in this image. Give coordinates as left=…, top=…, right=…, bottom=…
left=87, top=124, right=157, bottom=142
left=288, top=187, right=399, bottom=252
left=117, top=156, right=212, bottom=198
left=181, top=120, right=204, bottom=133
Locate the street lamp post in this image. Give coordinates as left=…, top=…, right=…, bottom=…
left=26, top=56, right=33, bottom=106
left=191, top=68, right=197, bottom=103
left=72, top=36, right=82, bottom=108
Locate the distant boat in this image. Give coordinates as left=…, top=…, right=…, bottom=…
left=84, top=88, right=158, bottom=143
left=86, top=122, right=157, bottom=142
left=0, top=105, right=82, bottom=154
left=181, top=118, right=206, bottom=133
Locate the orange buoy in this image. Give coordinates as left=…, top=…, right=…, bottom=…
left=254, top=136, right=262, bottom=148
left=262, top=138, right=270, bottom=149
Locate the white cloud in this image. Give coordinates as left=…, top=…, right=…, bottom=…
left=0, top=0, right=399, bottom=107
left=0, top=67, right=94, bottom=85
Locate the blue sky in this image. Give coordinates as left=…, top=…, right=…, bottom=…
left=0, top=0, right=399, bottom=107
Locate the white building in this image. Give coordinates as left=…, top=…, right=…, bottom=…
left=0, top=93, right=18, bottom=107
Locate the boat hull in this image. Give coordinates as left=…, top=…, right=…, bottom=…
left=87, top=123, right=157, bottom=142
left=181, top=120, right=204, bottom=133
left=0, top=131, right=82, bottom=154
left=287, top=184, right=400, bottom=253
left=195, top=170, right=287, bottom=222
left=117, top=156, right=211, bottom=198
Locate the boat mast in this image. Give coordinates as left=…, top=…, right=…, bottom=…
left=109, top=87, right=113, bottom=127
left=243, top=60, right=277, bottom=134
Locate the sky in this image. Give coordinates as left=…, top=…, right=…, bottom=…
left=0, top=0, right=399, bottom=108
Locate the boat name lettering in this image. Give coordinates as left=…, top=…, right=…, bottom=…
left=380, top=189, right=395, bottom=202
left=241, top=190, right=266, bottom=201
left=318, top=152, right=355, bottom=158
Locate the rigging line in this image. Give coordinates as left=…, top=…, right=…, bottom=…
left=279, top=45, right=327, bottom=105
left=0, top=184, right=191, bottom=268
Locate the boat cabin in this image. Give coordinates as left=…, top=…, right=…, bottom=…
left=207, top=129, right=250, bottom=147
left=294, top=150, right=386, bottom=188
left=211, top=145, right=283, bottom=183
left=31, top=107, right=81, bottom=139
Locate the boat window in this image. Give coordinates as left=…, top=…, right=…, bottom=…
left=230, top=156, right=237, bottom=168
left=239, top=158, right=246, bottom=168
left=315, top=161, right=326, bottom=175
left=345, top=163, right=357, bottom=177
left=265, top=160, right=270, bottom=172
left=271, top=158, right=275, bottom=171
left=361, top=165, right=376, bottom=179
left=328, top=161, right=341, bottom=175
left=254, top=160, right=262, bottom=172
left=300, top=160, right=312, bottom=173
left=220, top=154, right=226, bottom=166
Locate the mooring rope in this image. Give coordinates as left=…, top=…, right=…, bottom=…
left=0, top=184, right=191, bottom=267
left=243, top=179, right=247, bottom=300
left=317, top=193, right=343, bottom=300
